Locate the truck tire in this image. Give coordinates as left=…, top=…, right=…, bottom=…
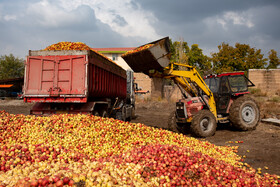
left=93, top=111, right=100, bottom=116
left=168, top=111, right=182, bottom=133
left=190, top=110, right=217, bottom=137
left=131, top=106, right=136, bottom=119
left=100, top=110, right=108, bottom=118
left=126, top=106, right=136, bottom=121
left=229, top=96, right=260, bottom=131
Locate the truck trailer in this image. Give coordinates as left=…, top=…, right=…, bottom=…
left=23, top=50, right=135, bottom=121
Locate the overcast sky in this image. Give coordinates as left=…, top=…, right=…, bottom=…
left=0, top=0, right=279, bottom=58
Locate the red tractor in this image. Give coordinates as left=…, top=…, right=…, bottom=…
left=173, top=71, right=260, bottom=137
left=122, top=37, right=260, bottom=137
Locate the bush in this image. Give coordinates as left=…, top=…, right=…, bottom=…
left=249, top=88, right=267, bottom=97
left=268, top=96, right=280, bottom=103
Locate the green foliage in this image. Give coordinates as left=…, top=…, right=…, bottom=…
left=268, top=96, right=280, bottom=103
left=248, top=88, right=267, bottom=97
left=0, top=54, right=25, bottom=80
left=188, top=44, right=211, bottom=73
left=169, top=39, right=278, bottom=76
left=267, top=49, right=280, bottom=69
left=211, top=43, right=267, bottom=74
left=170, top=39, right=211, bottom=74
left=170, top=39, right=189, bottom=64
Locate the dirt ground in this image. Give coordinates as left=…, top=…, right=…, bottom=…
left=0, top=98, right=279, bottom=176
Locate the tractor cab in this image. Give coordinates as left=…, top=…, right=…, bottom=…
left=204, top=72, right=254, bottom=114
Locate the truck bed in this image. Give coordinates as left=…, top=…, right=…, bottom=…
left=24, top=50, right=127, bottom=103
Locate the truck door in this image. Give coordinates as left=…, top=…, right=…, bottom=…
left=55, top=56, right=86, bottom=96
left=25, top=56, right=56, bottom=96
left=217, top=76, right=231, bottom=114
left=25, top=55, right=86, bottom=97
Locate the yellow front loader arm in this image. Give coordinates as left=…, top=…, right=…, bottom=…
left=121, top=36, right=217, bottom=120
left=162, top=63, right=217, bottom=119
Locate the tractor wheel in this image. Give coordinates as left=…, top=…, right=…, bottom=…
left=229, top=96, right=260, bottom=131
left=167, top=110, right=182, bottom=133
left=190, top=110, right=217, bottom=137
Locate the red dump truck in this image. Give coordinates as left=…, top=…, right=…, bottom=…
left=23, top=50, right=135, bottom=121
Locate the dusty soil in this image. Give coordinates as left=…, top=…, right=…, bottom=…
left=0, top=99, right=33, bottom=115
left=0, top=98, right=279, bottom=176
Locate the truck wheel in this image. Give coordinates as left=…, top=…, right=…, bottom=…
left=190, top=110, right=217, bottom=137
left=229, top=96, right=260, bottom=131
left=126, top=106, right=136, bottom=121
left=93, top=111, right=100, bottom=116
left=131, top=106, right=136, bottom=119
left=100, top=110, right=108, bottom=118
left=168, top=111, right=182, bottom=133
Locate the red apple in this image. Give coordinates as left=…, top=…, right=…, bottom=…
left=63, top=177, right=70, bottom=185
left=55, top=180, right=64, bottom=187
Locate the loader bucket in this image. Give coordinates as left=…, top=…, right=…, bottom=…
left=122, top=37, right=171, bottom=75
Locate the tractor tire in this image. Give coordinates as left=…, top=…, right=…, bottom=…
left=167, top=110, right=181, bottom=133
left=190, top=110, right=217, bottom=137
left=229, top=96, right=260, bottom=131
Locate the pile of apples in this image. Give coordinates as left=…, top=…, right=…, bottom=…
left=0, top=111, right=279, bottom=186
left=43, top=42, right=91, bottom=51
left=122, top=44, right=154, bottom=56
left=43, top=42, right=118, bottom=67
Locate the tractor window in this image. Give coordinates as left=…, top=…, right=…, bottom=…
left=205, top=77, right=220, bottom=93
left=228, top=75, right=247, bottom=92
left=220, top=76, right=230, bottom=93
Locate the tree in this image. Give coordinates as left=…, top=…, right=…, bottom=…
left=211, top=43, right=235, bottom=73
left=211, top=43, right=267, bottom=74
left=188, top=44, right=211, bottom=73
left=267, top=49, right=280, bottom=69
left=235, top=43, right=267, bottom=70
left=170, top=39, right=211, bottom=74
left=0, top=54, right=25, bottom=80
left=170, top=39, right=189, bottom=64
